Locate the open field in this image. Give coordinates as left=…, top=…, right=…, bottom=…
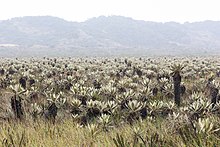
left=0, top=57, right=220, bottom=146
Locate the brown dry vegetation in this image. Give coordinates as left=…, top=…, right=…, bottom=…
left=0, top=57, right=220, bottom=146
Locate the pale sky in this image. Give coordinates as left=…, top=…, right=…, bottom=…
left=0, top=0, right=220, bottom=23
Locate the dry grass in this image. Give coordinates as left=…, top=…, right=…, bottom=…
left=0, top=118, right=219, bottom=147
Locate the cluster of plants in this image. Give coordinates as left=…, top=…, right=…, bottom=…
left=0, top=57, right=220, bottom=146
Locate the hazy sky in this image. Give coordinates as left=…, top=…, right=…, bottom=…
left=0, top=0, right=219, bottom=23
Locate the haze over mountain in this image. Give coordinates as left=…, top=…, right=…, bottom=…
left=0, top=16, right=220, bottom=57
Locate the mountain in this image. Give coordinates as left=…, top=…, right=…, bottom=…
left=0, top=16, right=220, bottom=57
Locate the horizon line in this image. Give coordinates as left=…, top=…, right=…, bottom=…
left=1, top=15, right=220, bottom=24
